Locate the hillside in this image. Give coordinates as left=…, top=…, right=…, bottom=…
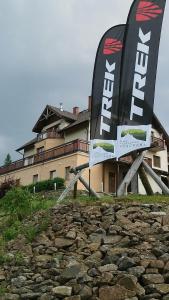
left=1, top=198, right=169, bottom=299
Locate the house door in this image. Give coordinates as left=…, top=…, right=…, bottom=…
left=109, top=172, right=116, bottom=193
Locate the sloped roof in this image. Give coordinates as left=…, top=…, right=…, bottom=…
left=60, top=110, right=90, bottom=131
left=16, top=102, right=169, bottom=152
left=32, top=105, right=77, bottom=133
left=16, top=137, right=37, bottom=152
left=152, top=114, right=169, bottom=147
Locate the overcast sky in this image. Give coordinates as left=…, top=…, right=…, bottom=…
left=0, top=0, right=169, bottom=164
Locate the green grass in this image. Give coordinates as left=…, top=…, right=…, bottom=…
left=0, top=285, right=7, bottom=296
left=62, top=193, right=169, bottom=205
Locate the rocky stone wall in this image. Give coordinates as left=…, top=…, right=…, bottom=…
left=1, top=201, right=169, bottom=299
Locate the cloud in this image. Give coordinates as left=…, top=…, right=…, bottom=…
left=0, top=0, right=168, bottom=164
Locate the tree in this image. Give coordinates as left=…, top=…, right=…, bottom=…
left=4, top=153, right=12, bottom=166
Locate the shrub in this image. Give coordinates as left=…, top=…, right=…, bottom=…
left=0, top=188, right=32, bottom=221
left=3, top=220, right=21, bottom=241
left=26, top=177, right=65, bottom=193
left=0, top=177, right=19, bottom=198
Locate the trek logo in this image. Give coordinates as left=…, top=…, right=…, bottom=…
left=130, top=28, right=151, bottom=120
left=100, top=60, right=115, bottom=135
left=136, top=1, right=163, bottom=22
left=103, top=38, right=123, bottom=55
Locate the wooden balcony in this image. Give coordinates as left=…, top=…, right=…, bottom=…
left=0, top=139, right=89, bottom=175
left=151, top=136, right=165, bottom=152
left=37, top=131, right=63, bottom=141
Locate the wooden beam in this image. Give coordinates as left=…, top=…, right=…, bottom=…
left=142, top=160, right=169, bottom=195
left=138, top=165, right=154, bottom=195
left=58, top=170, right=84, bottom=202
left=117, top=152, right=145, bottom=197
left=71, top=168, right=100, bottom=199
left=132, top=152, right=154, bottom=195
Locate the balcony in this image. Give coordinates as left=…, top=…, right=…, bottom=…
left=37, top=131, right=63, bottom=142
left=151, top=136, right=165, bottom=152
left=0, top=139, right=89, bottom=175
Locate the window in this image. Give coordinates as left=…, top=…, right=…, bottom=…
left=153, top=155, right=161, bottom=168
left=65, top=166, right=71, bottom=180
left=33, top=174, right=38, bottom=184
left=37, top=147, right=44, bottom=154
left=24, top=156, right=34, bottom=166
left=50, top=170, right=56, bottom=180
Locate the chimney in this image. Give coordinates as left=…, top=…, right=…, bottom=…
left=60, top=102, right=63, bottom=111
left=88, top=96, right=92, bottom=111
left=73, top=106, right=79, bottom=115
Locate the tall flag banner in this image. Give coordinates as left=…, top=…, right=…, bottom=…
left=117, top=0, right=166, bottom=158
left=90, top=25, right=125, bottom=167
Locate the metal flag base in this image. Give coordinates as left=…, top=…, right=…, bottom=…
left=58, top=152, right=169, bottom=202
left=58, top=164, right=100, bottom=202
left=117, top=151, right=169, bottom=196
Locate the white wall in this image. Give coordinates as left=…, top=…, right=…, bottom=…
left=65, top=128, right=88, bottom=143
left=138, top=173, right=163, bottom=194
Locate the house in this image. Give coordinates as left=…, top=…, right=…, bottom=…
left=0, top=97, right=168, bottom=194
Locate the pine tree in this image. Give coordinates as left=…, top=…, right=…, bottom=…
left=4, top=153, right=12, bottom=166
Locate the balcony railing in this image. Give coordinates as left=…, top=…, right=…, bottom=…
left=0, top=139, right=89, bottom=175
left=151, top=136, right=165, bottom=152
left=37, top=131, right=63, bottom=141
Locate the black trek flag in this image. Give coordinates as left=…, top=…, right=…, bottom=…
left=90, top=25, right=125, bottom=166
left=117, top=0, right=166, bottom=158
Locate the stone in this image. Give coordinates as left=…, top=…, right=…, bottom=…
left=66, top=230, right=77, bottom=239
left=118, top=256, right=136, bottom=270
left=155, top=284, right=169, bottom=294
left=149, top=260, right=165, bottom=269
left=142, top=274, right=164, bottom=285
left=103, top=235, right=122, bottom=245
left=52, top=286, right=72, bottom=297
left=151, top=212, right=166, bottom=217
left=35, top=255, right=52, bottom=262
left=39, top=294, right=53, bottom=300
left=55, top=238, right=74, bottom=248
left=117, top=274, right=145, bottom=296
left=88, top=242, right=100, bottom=252
left=163, top=214, right=169, bottom=226
left=142, top=294, right=161, bottom=300
left=3, top=295, right=20, bottom=300
left=99, top=285, right=136, bottom=300
left=65, top=297, right=81, bottom=300
left=88, top=233, right=104, bottom=243
left=165, top=262, right=169, bottom=271
left=35, top=233, right=52, bottom=246
left=98, top=263, right=118, bottom=273
left=128, top=266, right=145, bottom=277
left=20, top=293, right=41, bottom=299
left=0, top=270, right=5, bottom=281
left=146, top=268, right=159, bottom=274
left=61, top=264, right=82, bottom=280
left=11, top=276, right=27, bottom=288
left=79, top=285, right=92, bottom=299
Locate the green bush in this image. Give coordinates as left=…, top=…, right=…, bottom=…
left=0, top=188, right=32, bottom=221
left=26, top=177, right=65, bottom=193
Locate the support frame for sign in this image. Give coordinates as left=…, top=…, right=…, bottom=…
left=58, top=151, right=169, bottom=202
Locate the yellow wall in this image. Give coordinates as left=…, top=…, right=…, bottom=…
left=0, top=154, right=78, bottom=186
